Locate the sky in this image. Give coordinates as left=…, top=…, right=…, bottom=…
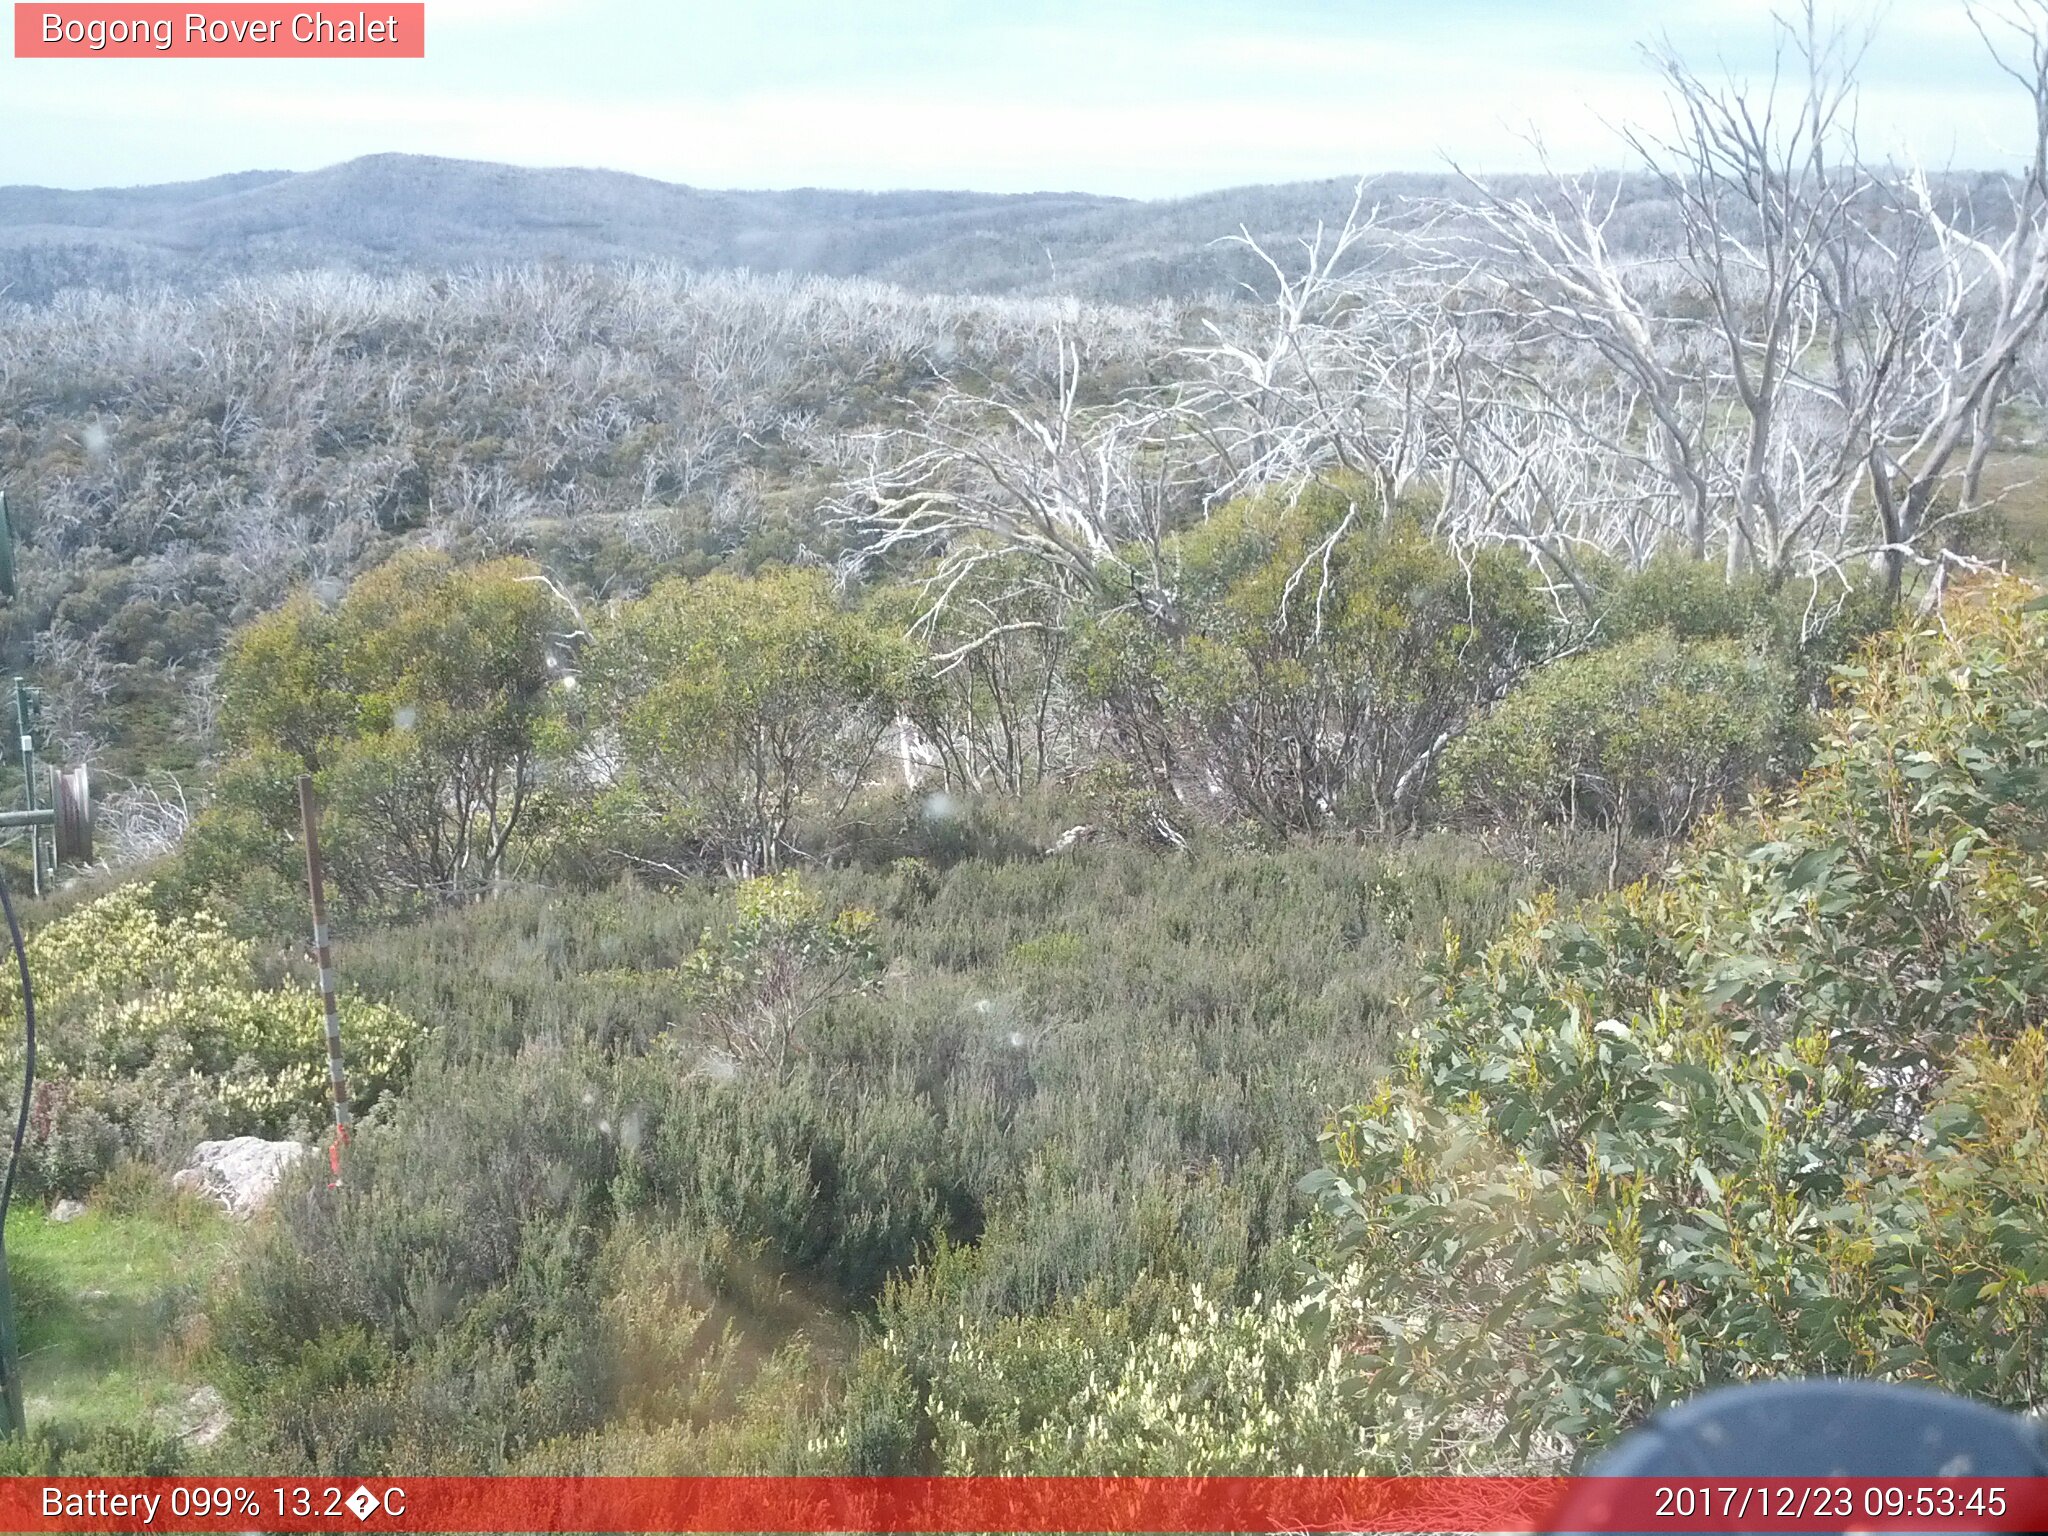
left=0, top=0, right=2035, bottom=197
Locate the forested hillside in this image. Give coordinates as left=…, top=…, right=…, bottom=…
left=0, top=154, right=1969, bottom=305
left=3, top=1, right=2048, bottom=1478
left=0, top=157, right=1440, bottom=304
left=0, top=157, right=1122, bottom=303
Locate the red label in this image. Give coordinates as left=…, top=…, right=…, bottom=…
left=14, top=4, right=425, bottom=57
left=1, top=1477, right=2048, bottom=1533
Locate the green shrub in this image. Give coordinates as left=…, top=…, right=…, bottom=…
left=675, top=873, right=882, bottom=1074
left=201, top=550, right=560, bottom=910
left=881, top=553, right=1074, bottom=797
left=584, top=567, right=915, bottom=876
left=2, top=884, right=421, bottom=1195
left=1590, top=555, right=1892, bottom=701
left=1593, top=554, right=1773, bottom=645
left=1068, top=485, right=1549, bottom=832
left=1304, top=576, right=2048, bottom=1466
left=1441, top=631, right=1804, bottom=835
left=0, top=1421, right=186, bottom=1475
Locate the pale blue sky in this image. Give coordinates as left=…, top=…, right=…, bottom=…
left=0, top=1, right=2028, bottom=195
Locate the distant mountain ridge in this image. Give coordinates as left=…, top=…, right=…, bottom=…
left=0, top=154, right=1113, bottom=301
left=0, top=152, right=1491, bottom=304
left=2, top=153, right=2022, bottom=307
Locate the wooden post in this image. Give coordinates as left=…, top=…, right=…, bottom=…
left=297, top=776, right=352, bottom=1175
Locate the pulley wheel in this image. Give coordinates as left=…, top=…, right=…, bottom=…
left=53, top=765, right=90, bottom=865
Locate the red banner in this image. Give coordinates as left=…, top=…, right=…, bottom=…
left=3, top=1476, right=2048, bottom=1532
left=13, top=5, right=424, bottom=58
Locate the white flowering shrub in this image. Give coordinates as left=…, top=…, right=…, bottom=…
left=1, top=884, right=421, bottom=1194
left=915, top=1283, right=1374, bottom=1474
left=826, top=1265, right=1533, bottom=1477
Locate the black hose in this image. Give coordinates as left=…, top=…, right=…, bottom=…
left=0, top=873, right=33, bottom=1228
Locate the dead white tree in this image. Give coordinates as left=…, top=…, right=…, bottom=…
left=832, top=331, right=1204, bottom=639
left=1445, top=1, right=2048, bottom=591
left=98, top=775, right=193, bottom=866
left=1173, top=186, right=1455, bottom=511
left=1848, top=112, right=2048, bottom=585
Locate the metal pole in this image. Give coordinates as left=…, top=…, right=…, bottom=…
left=12, top=683, right=36, bottom=900
left=297, top=776, right=352, bottom=1178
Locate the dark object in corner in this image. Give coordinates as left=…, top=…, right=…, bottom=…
left=1552, top=1380, right=2048, bottom=1535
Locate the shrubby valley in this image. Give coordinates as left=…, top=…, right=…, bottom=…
left=3, top=1, right=2048, bottom=1475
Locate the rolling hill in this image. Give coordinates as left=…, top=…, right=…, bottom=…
left=0, top=153, right=1532, bottom=303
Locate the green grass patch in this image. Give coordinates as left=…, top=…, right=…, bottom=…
left=1975, top=450, right=2048, bottom=575
left=4, top=1186, right=233, bottom=1439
